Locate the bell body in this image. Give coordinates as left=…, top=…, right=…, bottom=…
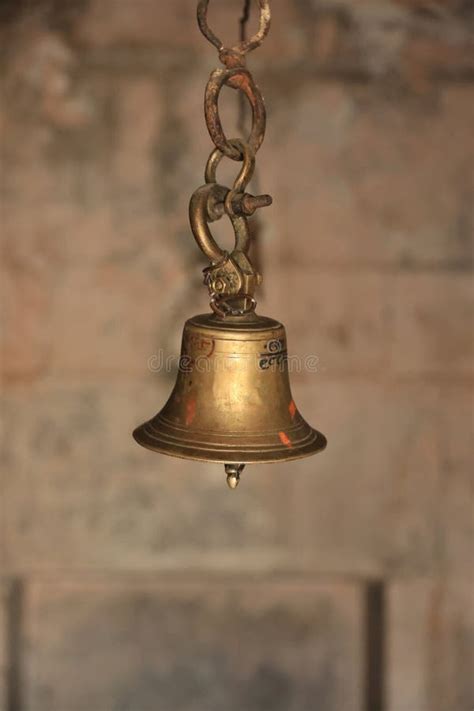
left=134, top=312, right=326, bottom=464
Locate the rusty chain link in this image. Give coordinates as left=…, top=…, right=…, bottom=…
left=190, top=0, right=272, bottom=317
left=205, top=66, right=266, bottom=161
left=197, top=0, right=271, bottom=60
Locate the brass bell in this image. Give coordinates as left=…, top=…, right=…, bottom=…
left=133, top=311, right=327, bottom=487
left=134, top=6, right=327, bottom=487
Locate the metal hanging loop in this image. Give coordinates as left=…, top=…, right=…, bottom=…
left=205, top=138, right=255, bottom=192
left=204, top=67, right=267, bottom=160
left=205, top=67, right=266, bottom=160
left=189, top=183, right=251, bottom=264
left=197, top=0, right=271, bottom=57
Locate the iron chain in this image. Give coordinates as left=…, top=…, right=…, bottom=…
left=189, top=0, right=272, bottom=317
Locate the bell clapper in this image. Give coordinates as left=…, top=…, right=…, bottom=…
left=225, top=463, right=245, bottom=490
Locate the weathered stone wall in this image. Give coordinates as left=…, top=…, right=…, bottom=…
left=0, top=1, right=473, bottom=710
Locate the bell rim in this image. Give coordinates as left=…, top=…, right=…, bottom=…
left=133, top=424, right=327, bottom=464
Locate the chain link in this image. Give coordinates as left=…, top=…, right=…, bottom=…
left=189, top=0, right=272, bottom=316
left=205, top=66, right=266, bottom=161
left=197, top=0, right=271, bottom=61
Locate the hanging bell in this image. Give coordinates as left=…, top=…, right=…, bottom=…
left=133, top=310, right=326, bottom=475
left=134, top=3, right=327, bottom=487
left=134, top=139, right=326, bottom=488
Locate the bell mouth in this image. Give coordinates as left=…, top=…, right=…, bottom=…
left=133, top=420, right=327, bottom=465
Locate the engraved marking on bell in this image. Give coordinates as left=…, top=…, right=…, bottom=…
left=267, top=338, right=284, bottom=353
left=278, top=431, right=292, bottom=448
left=185, top=333, right=216, bottom=358
left=259, top=351, right=287, bottom=369
left=289, top=400, right=296, bottom=420
left=225, top=463, right=245, bottom=489
left=185, top=398, right=197, bottom=426
left=258, top=337, right=287, bottom=370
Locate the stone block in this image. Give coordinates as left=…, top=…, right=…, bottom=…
left=286, top=1, right=473, bottom=81
left=289, top=379, right=441, bottom=576
left=267, top=269, right=390, bottom=376
left=266, top=267, right=473, bottom=378
left=0, top=264, right=53, bottom=382
left=1, top=256, right=209, bottom=382
left=387, top=579, right=474, bottom=711
left=47, top=265, right=186, bottom=377
left=23, top=579, right=364, bottom=711
left=265, top=85, right=474, bottom=269
left=436, top=385, right=474, bottom=575
left=389, top=273, right=473, bottom=376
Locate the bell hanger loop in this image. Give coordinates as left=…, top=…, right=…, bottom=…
left=189, top=137, right=271, bottom=318
left=189, top=183, right=259, bottom=318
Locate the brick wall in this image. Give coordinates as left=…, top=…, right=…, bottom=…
left=1, top=1, right=473, bottom=710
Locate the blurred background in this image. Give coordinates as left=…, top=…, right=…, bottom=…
left=0, top=0, right=473, bottom=710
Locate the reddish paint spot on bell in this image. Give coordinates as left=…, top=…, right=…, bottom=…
left=289, top=400, right=296, bottom=420
left=186, top=399, right=197, bottom=426
left=278, top=431, right=292, bottom=447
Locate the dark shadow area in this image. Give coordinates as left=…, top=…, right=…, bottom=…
left=6, top=578, right=24, bottom=711
left=365, top=581, right=385, bottom=711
